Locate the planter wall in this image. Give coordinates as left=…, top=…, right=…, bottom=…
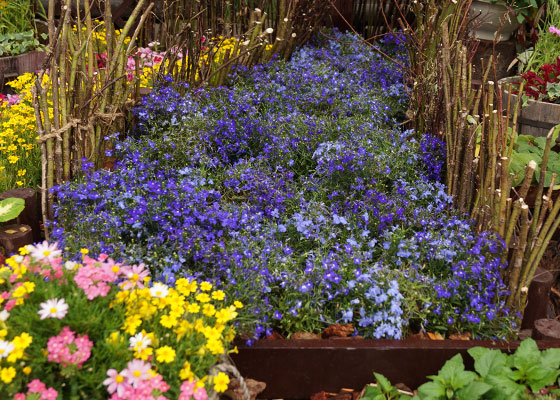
left=499, top=76, right=560, bottom=137
left=0, top=50, right=45, bottom=80
left=232, top=339, right=560, bottom=399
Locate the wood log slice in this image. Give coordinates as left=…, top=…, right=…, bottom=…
left=521, top=268, right=554, bottom=329
left=533, top=319, right=560, bottom=340
left=0, top=224, right=33, bottom=256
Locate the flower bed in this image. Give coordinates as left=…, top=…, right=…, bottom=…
left=50, top=31, right=516, bottom=342
left=0, top=243, right=239, bottom=398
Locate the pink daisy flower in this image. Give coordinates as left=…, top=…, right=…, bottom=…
left=103, top=368, right=129, bottom=397
left=124, top=359, right=151, bottom=388
left=29, top=242, right=62, bottom=262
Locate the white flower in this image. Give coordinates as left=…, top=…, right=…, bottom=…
left=0, top=340, right=14, bottom=359
left=30, top=241, right=62, bottom=262
left=129, top=332, right=152, bottom=351
left=64, top=261, right=78, bottom=271
left=0, top=310, right=9, bottom=322
left=266, top=28, right=274, bottom=34
left=149, top=282, right=169, bottom=298
left=38, top=298, right=69, bottom=320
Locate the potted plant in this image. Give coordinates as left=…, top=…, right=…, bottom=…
left=0, top=0, right=46, bottom=79
left=499, top=1, right=560, bottom=137
left=470, top=0, right=543, bottom=41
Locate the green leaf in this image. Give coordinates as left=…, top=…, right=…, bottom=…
left=534, top=137, right=547, bottom=150
left=509, top=152, right=542, bottom=186
left=0, top=198, right=25, bottom=222
left=471, top=348, right=508, bottom=378
left=541, top=348, right=560, bottom=369
left=455, top=381, right=492, bottom=400
left=451, top=371, right=477, bottom=390
left=485, top=375, right=525, bottom=400
left=374, top=372, right=393, bottom=394
left=512, top=338, right=540, bottom=373
left=438, top=354, right=465, bottom=382
left=417, top=381, right=445, bottom=399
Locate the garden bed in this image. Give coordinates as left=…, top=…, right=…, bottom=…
left=232, top=338, right=560, bottom=399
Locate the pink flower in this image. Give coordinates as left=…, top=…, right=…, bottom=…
left=4, top=299, right=17, bottom=312
left=47, top=327, right=93, bottom=368
left=119, top=264, right=149, bottom=290
left=74, top=256, right=119, bottom=299
left=124, top=359, right=151, bottom=388
left=14, top=394, right=25, bottom=400
left=549, top=25, right=560, bottom=36
left=179, top=380, right=196, bottom=400
left=193, top=387, right=208, bottom=400
left=41, top=388, right=59, bottom=400
left=103, top=368, right=129, bottom=397
left=28, top=379, right=47, bottom=393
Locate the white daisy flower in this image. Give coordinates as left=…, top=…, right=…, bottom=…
left=30, top=241, right=62, bottom=262
left=149, top=282, right=169, bottom=298
left=0, top=340, right=14, bottom=359
left=0, top=310, right=9, bottom=322
left=129, top=331, right=152, bottom=351
left=38, top=298, right=69, bottom=320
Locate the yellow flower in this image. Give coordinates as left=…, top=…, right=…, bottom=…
left=213, top=371, right=230, bottom=393
left=13, top=332, right=32, bottom=349
left=12, top=285, right=27, bottom=298
left=155, top=345, right=175, bottom=363
left=187, top=302, right=200, bottom=313
left=234, top=300, right=243, bottom=309
left=23, top=366, right=31, bottom=375
left=206, top=338, right=224, bottom=355
left=196, top=293, right=210, bottom=303
left=0, top=366, right=16, bottom=383
left=202, top=303, right=216, bottom=317
left=211, top=290, right=225, bottom=301
left=160, top=314, right=178, bottom=328
left=179, top=361, right=194, bottom=380
left=200, top=281, right=212, bottom=291
left=215, top=306, right=238, bottom=324
left=135, top=346, right=153, bottom=360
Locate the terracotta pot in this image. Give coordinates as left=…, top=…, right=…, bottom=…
left=0, top=50, right=45, bottom=80
left=499, top=76, right=560, bottom=138
left=470, top=0, right=519, bottom=42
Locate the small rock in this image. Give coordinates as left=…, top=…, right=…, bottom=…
left=266, top=331, right=284, bottom=340
left=224, top=378, right=266, bottom=400
left=322, top=324, right=354, bottom=338
left=291, top=332, right=321, bottom=339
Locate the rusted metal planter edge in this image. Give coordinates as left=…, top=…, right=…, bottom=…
left=231, top=338, right=560, bottom=399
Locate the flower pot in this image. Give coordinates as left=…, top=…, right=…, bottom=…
left=499, top=76, right=560, bottom=137
left=470, top=0, right=519, bottom=42
left=0, top=50, right=45, bottom=80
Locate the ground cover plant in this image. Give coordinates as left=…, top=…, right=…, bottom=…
left=50, top=31, right=517, bottom=342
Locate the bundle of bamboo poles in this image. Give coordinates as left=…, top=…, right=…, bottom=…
left=401, top=0, right=560, bottom=318
left=151, top=0, right=330, bottom=89
left=32, top=0, right=151, bottom=234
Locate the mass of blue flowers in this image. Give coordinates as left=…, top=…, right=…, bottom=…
left=50, top=31, right=515, bottom=340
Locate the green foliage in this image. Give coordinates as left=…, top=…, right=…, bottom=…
left=0, top=197, right=25, bottom=222
left=509, top=134, right=560, bottom=187
left=367, top=338, right=560, bottom=399
left=0, top=30, right=44, bottom=56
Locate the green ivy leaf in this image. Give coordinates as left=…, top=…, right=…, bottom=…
left=0, top=198, right=25, bottom=222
